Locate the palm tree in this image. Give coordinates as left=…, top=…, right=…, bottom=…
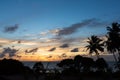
left=105, top=36, right=118, bottom=63
left=105, top=23, right=120, bottom=68
left=86, top=35, right=104, bottom=59
left=106, top=23, right=120, bottom=55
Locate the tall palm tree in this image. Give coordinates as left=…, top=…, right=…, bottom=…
left=105, top=35, right=118, bottom=63
left=105, top=23, right=120, bottom=68
left=86, top=35, right=104, bottom=59
left=106, top=23, right=120, bottom=54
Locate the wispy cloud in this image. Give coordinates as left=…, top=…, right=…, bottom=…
left=49, top=29, right=60, bottom=35
left=53, top=18, right=106, bottom=36
left=19, top=18, right=106, bottom=44
left=3, top=24, right=19, bottom=33
left=57, top=19, right=95, bottom=36
left=32, top=18, right=107, bottom=45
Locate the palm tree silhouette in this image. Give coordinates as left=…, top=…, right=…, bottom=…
left=105, top=36, right=118, bottom=63
left=86, top=35, right=104, bottom=59
left=105, top=23, right=120, bottom=68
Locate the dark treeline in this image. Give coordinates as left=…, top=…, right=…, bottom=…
left=0, top=22, right=119, bottom=80
left=0, top=56, right=119, bottom=80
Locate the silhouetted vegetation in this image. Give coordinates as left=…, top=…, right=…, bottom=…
left=95, top=58, right=108, bottom=72
left=0, top=58, right=24, bottom=75
left=33, top=61, right=45, bottom=75
left=86, top=35, right=104, bottom=59
left=105, top=23, right=120, bottom=70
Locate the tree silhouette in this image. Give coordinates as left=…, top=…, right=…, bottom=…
left=74, top=55, right=83, bottom=71
left=105, top=23, right=120, bottom=66
left=74, top=55, right=94, bottom=72
left=33, top=62, right=45, bottom=75
left=57, top=59, right=74, bottom=69
left=57, top=59, right=77, bottom=75
left=95, top=58, right=108, bottom=72
left=81, top=57, right=94, bottom=72
left=0, top=59, right=24, bottom=74
left=86, top=35, right=104, bottom=59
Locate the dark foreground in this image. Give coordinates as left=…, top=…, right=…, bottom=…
left=0, top=72, right=120, bottom=80
left=0, top=58, right=120, bottom=80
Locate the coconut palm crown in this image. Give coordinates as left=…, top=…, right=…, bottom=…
left=86, top=35, right=104, bottom=58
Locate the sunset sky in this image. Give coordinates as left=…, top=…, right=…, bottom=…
left=0, top=0, right=120, bottom=61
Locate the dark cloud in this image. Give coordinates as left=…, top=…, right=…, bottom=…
left=18, top=40, right=21, bottom=43
left=3, top=24, right=19, bottom=33
left=16, top=55, right=22, bottom=58
left=0, top=47, right=19, bottom=58
left=61, top=53, right=67, bottom=57
left=59, top=44, right=69, bottom=48
left=0, top=53, right=5, bottom=58
left=48, top=47, right=56, bottom=51
left=57, top=18, right=105, bottom=36
left=58, top=53, right=67, bottom=58
left=25, top=48, right=38, bottom=54
left=47, top=55, right=52, bottom=58
left=71, top=48, right=79, bottom=52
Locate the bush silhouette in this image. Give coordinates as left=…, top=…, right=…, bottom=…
left=57, top=59, right=74, bottom=69
left=0, top=58, right=25, bottom=74
left=33, top=62, right=45, bottom=75
left=95, top=58, right=108, bottom=72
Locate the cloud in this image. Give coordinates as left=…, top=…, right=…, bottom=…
left=20, top=41, right=38, bottom=46
left=59, top=44, right=69, bottom=48
left=58, top=53, right=67, bottom=58
left=0, top=47, right=19, bottom=58
left=61, top=53, right=67, bottom=57
left=3, top=24, right=19, bottom=33
left=0, top=38, right=14, bottom=47
left=71, top=48, right=79, bottom=52
left=0, top=38, right=12, bottom=43
left=47, top=55, right=52, bottom=58
left=40, top=29, right=60, bottom=36
left=60, top=37, right=85, bottom=43
left=10, top=18, right=107, bottom=44
left=57, top=18, right=106, bottom=36
left=48, top=47, right=56, bottom=51
left=25, top=48, right=38, bottom=54
left=49, top=29, right=60, bottom=35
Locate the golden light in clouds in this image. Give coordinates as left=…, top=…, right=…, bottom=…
left=0, top=38, right=90, bottom=61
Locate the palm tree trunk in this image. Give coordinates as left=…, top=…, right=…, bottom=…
left=118, top=50, right=120, bottom=61
left=117, top=50, right=120, bottom=70
left=112, top=52, right=120, bottom=69
left=112, top=52, right=118, bottom=62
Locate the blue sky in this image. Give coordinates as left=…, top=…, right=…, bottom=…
left=0, top=0, right=120, bottom=61
left=0, top=0, right=120, bottom=39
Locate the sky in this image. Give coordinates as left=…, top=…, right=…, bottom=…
left=0, top=0, right=120, bottom=61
